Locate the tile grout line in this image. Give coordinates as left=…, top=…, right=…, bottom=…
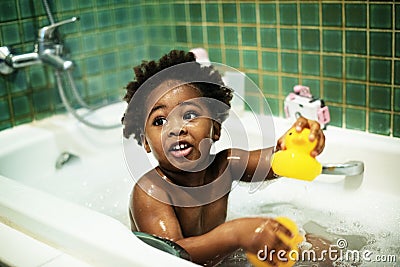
left=365, top=1, right=370, bottom=134
left=200, top=0, right=208, bottom=52
left=297, top=1, right=302, bottom=86
left=390, top=1, right=395, bottom=137
left=341, top=0, right=346, bottom=129
left=255, top=0, right=265, bottom=114
left=217, top=1, right=226, bottom=64
left=236, top=2, right=243, bottom=72
left=275, top=1, right=283, bottom=117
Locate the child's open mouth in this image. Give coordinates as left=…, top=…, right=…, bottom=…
left=169, top=142, right=193, bottom=158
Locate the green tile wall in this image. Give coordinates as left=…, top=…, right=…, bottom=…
left=0, top=0, right=399, bottom=138
left=0, top=0, right=149, bottom=129
left=161, top=0, right=400, bottom=138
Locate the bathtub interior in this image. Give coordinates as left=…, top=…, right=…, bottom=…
left=0, top=102, right=199, bottom=267
left=224, top=115, right=400, bottom=266
left=0, top=102, right=399, bottom=266
left=0, top=102, right=133, bottom=227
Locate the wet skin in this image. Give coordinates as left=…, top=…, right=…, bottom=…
left=130, top=81, right=326, bottom=265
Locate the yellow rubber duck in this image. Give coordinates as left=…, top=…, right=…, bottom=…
left=246, top=217, right=304, bottom=267
left=271, top=128, right=322, bottom=181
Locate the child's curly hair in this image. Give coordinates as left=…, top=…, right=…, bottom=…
left=121, top=50, right=233, bottom=145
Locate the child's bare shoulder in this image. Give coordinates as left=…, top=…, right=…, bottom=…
left=213, top=149, right=231, bottom=170
left=213, top=148, right=246, bottom=178
left=216, top=148, right=256, bottom=181
left=217, top=148, right=250, bottom=166
left=131, top=169, right=170, bottom=204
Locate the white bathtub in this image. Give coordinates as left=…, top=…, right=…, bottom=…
left=0, top=102, right=399, bottom=266
left=0, top=103, right=196, bottom=267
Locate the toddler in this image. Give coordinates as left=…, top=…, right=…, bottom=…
left=121, top=50, right=325, bottom=266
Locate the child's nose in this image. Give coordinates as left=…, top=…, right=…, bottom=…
left=165, top=117, right=188, bottom=137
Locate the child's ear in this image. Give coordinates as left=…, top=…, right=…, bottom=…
left=212, top=121, right=221, bottom=141
left=141, top=134, right=152, bottom=153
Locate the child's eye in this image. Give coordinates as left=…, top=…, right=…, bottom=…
left=153, top=117, right=167, bottom=126
left=183, top=111, right=199, bottom=121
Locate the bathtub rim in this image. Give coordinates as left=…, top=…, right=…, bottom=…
left=0, top=175, right=198, bottom=267
left=0, top=221, right=93, bottom=267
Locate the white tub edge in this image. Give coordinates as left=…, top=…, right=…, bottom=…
left=0, top=175, right=198, bottom=267
left=0, top=222, right=92, bottom=267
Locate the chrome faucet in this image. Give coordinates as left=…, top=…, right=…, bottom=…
left=321, top=161, right=364, bottom=176
left=38, top=16, right=78, bottom=41
left=0, top=16, right=79, bottom=74
left=37, top=17, right=78, bottom=70
left=55, top=152, right=80, bottom=170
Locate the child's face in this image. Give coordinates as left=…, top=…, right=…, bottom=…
left=142, top=82, right=220, bottom=172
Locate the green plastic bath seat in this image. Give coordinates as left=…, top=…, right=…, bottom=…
left=133, top=231, right=192, bottom=261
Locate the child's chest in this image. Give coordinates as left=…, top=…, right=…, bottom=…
left=174, top=194, right=229, bottom=237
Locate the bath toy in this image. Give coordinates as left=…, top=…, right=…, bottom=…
left=284, top=85, right=331, bottom=129
left=271, top=127, right=322, bottom=181
left=246, top=217, right=303, bottom=267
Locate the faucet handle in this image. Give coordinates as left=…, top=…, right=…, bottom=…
left=0, top=46, right=14, bottom=74
left=38, top=17, right=79, bottom=41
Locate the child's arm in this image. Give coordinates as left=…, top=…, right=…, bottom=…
left=131, top=181, right=293, bottom=266
left=227, top=147, right=276, bottom=182
left=130, top=180, right=184, bottom=238
left=176, top=217, right=293, bottom=265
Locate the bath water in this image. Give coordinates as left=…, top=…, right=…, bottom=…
left=223, top=180, right=400, bottom=267
left=14, top=147, right=399, bottom=266
left=19, top=147, right=133, bottom=227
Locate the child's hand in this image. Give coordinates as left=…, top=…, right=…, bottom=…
left=237, top=218, right=294, bottom=266
left=276, top=116, right=325, bottom=157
